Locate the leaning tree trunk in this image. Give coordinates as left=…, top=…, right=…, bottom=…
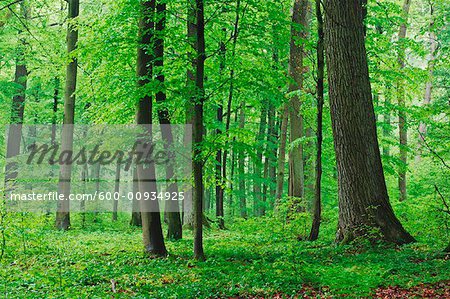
left=287, top=0, right=309, bottom=200
left=397, top=0, right=411, bottom=202
left=324, top=0, right=415, bottom=245
left=238, top=102, right=247, bottom=218
left=308, top=0, right=324, bottom=241
left=136, top=0, right=167, bottom=256
left=56, top=0, right=79, bottom=230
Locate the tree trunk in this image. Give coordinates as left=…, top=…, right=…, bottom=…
left=130, top=168, right=142, bottom=226
left=276, top=104, right=288, bottom=200
left=254, top=101, right=268, bottom=215
left=219, top=0, right=241, bottom=223
left=397, top=0, right=411, bottom=202
left=56, top=0, right=79, bottom=230
left=182, top=0, right=197, bottom=227
left=5, top=0, right=28, bottom=191
left=136, top=0, right=167, bottom=257
left=417, top=3, right=436, bottom=161
left=193, top=0, right=206, bottom=261
left=308, top=0, right=324, bottom=241
left=288, top=0, right=309, bottom=200
left=112, top=161, right=120, bottom=221
left=324, top=0, right=415, bottom=245
left=238, top=102, right=247, bottom=218
left=154, top=0, right=182, bottom=240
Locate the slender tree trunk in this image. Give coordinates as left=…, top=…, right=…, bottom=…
left=383, top=88, right=392, bottom=157
left=56, top=0, right=79, bottom=230
left=288, top=0, right=309, bottom=200
left=308, top=0, right=324, bottom=241
left=183, top=0, right=197, bottom=226
left=397, top=0, right=411, bottom=202
left=324, top=0, right=415, bottom=245
left=5, top=0, right=28, bottom=191
left=238, top=102, right=247, bottom=218
left=215, top=103, right=224, bottom=228
left=154, top=0, right=182, bottom=240
left=130, top=168, right=142, bottom=226
left=112, top=161, right=120, bottom=221
left=254, top=101, right=268, bottom=215
left=193, top=0, right=206, bottom=261
left=219, top=0, right=241, bottom=223
left=136, top=0, right=167, bottom=256
left=417, top=3, right=436, bottom=161
left=276, top=104, right=288, bottom=200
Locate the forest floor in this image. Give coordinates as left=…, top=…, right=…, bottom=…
left=0, top=213, right=449, bottom=298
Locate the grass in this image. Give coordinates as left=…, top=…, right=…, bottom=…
left=0, top=206, right=449, bottom=298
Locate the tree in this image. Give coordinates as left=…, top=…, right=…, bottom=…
left=136, top=0, right=167, bottom=256
left=309, top=0, right=324, bottom=241
left=154, top=0, right=182, bottom=240
left=324, top=0, right=415, bottom=244
left=397, top=0, right=412, bottom=202
left=192, top=0, right=206, bottom=261
left=288, top=0, right=309, bottom=200
left=56, top=0, right=79, bottom=230
left=5, top=0, right=28, bottom=191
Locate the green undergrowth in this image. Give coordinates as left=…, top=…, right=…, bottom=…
left=0, top=205, right=449, bottom=298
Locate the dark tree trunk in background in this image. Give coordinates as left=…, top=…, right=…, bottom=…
left=112, top=161, right=120, bottom=221
left=193, top=0, right=206, bottom=261
left=308, top=0, right=324, bottom=241
left=130, top=168, right=142, bottom=226
left=215, top=103, right=224, bottom=228
left=136, top=0, right=167, bottom=256
left=155, top=0, right=182, bottom=240
left=397, top=0, right=411, bottom=202
left=56, top=0, right=79, bottom=230
left=219, top=0, right=241, bottom=222
left=383, top=88, right=392, bottom=157
left=254, top=101, right=268, bottom=215
left=276, top=104, right=288, bottom=200
left=324, top=0, right=415, bottom=245
left=238, top=102, right=247, bottom=218
left=288, top=0, right=309, bottom=200
left=5, top=0, right=28, bottom=191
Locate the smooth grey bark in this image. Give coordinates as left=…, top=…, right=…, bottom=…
left=56, top=0, right=79, bottom=230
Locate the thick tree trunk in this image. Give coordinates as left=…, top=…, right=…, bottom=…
left=308, top=0, right=324, bottom=241
left=56, top=0, right=79, bottom=230
left=288, top=0, right=309, bottom=200
left=136, top=0, right=167, bottom=256
left=276, top=104, right=288, bottom=200
left=193, top=0, right=206, bottom=261
left=154, top=1, right=182, bottom=240
left=324, top=0, right=415, bottom=245
left=397, top=0, right=411, bottom=202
